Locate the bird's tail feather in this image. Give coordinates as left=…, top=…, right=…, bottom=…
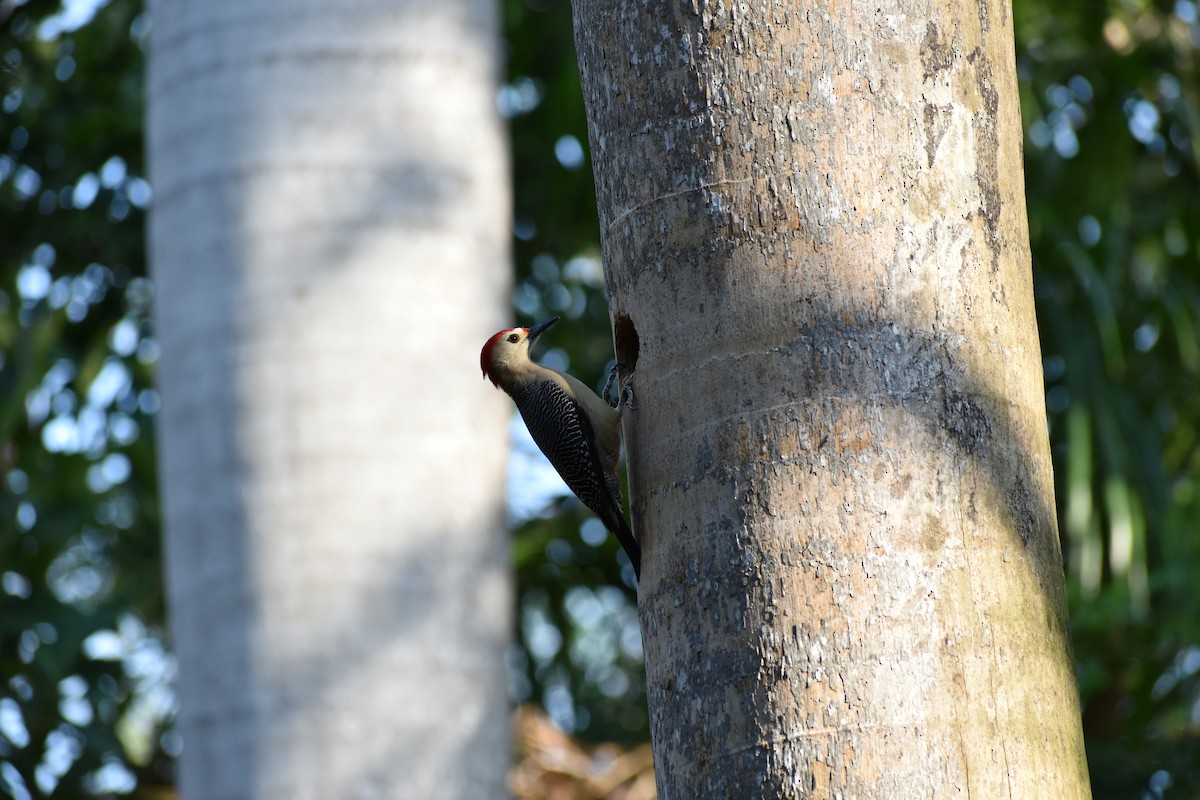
left=604, top=506, right=641, bottom=580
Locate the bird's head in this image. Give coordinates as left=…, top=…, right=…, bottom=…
left=481, top=317, right=558, bottom=388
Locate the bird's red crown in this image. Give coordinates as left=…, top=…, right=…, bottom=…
left=480, top=327, right=524, bottom=387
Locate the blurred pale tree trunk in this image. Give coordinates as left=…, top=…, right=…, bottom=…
left=146, top=1, right=512, bottom=798
left=572, top=0, right=1091, bottom=797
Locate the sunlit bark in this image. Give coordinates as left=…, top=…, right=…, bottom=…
left=572, top=0, right=1091, bottom=796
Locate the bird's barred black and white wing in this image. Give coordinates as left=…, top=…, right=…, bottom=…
left=513, top=380, right=641, bottom=577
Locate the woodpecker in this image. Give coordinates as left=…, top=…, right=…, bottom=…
left=481, top=317, right=640, bottom=579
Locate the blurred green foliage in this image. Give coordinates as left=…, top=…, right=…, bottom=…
left=1014, top=0, right=1200, bottom=794
left=1, top=0, right=1197, bottom=797
left=1, top=2, right=172, bottom=798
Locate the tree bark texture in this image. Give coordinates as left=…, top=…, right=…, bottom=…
left=147, top=1, right=512, bottom=798
left=571, top=0, right=1090, bottom=797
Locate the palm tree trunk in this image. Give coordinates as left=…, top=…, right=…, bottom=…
left=571, top=0, right=1092, bottom=796
left=147, top=1, right=513, bottom=797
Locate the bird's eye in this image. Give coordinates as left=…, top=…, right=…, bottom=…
left=507, top=334, right=520, bottom=343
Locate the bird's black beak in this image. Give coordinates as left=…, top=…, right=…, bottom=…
left=526, top=317, right=559, bottom=344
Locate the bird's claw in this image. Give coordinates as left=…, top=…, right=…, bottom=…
left=617, top=374, right=636, bottom=414
left=605, top=364, right=637, bottom=413
left=603, top=363, right=621, bottom=407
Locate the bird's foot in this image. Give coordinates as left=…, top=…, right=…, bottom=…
left=603, top=363, right=621, bottom=407
left=605, top=364, right=636, bottom=413
left=617, top=372, right=636, bottom=414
